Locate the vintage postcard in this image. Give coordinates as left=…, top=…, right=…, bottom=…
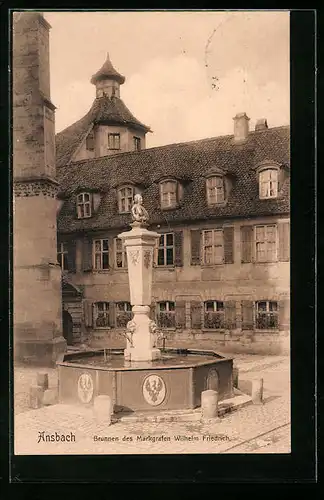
left=12, top=9, right=292, bottom=459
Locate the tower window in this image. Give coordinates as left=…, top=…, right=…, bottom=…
left=108, top=133, right=120, bottom=150
left=77, top=192, right=92, bottom=219
left=133, top=136, right=141, bottom=151
left=86, top=131, right=95, bottom=151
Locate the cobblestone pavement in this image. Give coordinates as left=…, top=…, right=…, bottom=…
left=13, top=355, right=290, bottom=455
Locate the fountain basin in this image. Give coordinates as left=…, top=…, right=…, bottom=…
left=57, top=348, right=234, bottom=412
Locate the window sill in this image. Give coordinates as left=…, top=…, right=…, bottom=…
left=118, top=210, right=131, bottom=215
left=259, top=196, right=278, bottom=200
left=77, top=215, right=92, bottom=220
left=94, top=327, right=112, bottom=330
left=207, top=201, right=227, bottom=208
left=92, top=269, right=111, bottom=273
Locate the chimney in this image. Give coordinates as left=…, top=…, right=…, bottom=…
left=255, top=118, right=268, bottom=131
left=233, top=112, right=250, bottom=142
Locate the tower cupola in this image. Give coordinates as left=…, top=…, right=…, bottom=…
left=91, top=53, right=125, bottom=98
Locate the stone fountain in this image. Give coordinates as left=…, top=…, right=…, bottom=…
left=57, top=196, right=234, bottom=412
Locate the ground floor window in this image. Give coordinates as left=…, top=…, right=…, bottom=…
left=94, top=301, right=110, bottom=328
left=116, top=302, right=132, bottom=327
left=204, top=300, right=225, bottom=329
left=255, top=300, right=278, bottom=329
left=157, top=301, right=175, bottom=328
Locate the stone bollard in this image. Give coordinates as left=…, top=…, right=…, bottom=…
left=201, top=390, right=219, bottom=420
left=93, top=395, right=113, bottom=425
left=251, top=378, right=264, bottom=404
left=29, top=385, right=44, bottom=409
left=232, top=367, right=239, bottom=388
left=42, top=388, right=58, bottom=406
left=36, top=372, right=49, bottom=390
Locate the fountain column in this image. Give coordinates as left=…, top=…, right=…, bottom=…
left=118, top=195, right=161, bottom=362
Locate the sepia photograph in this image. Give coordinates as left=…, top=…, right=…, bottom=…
left=12, top=9, right=291, bottom=458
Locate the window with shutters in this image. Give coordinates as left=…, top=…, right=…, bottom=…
left=255, top=224, right=277, bottom=262
left=255, top=301, right=279, bottom=330
left=86, top=131, right=95, bottom=151
left=94, top=302, right=110, bottom=328
left=118, top=186, right=134, bottom=213
left=93, top=239, right=109, bottom=270
left=206, top=176, right=225, bottom=205
left=160, top=180, right=178, bottom=209
left=57, top=242, right=68, bottom=271
left=116, top=302, right=132, bottom=328
left=259, top=169, right=279, bottom=199
left=108, top=133, right=120, bottom=150
left=157, top=301, right=176, bottom=329
left=77, top=192, right=92, bottom=219
left=114, top=238, right=127, bottom=268
left=157, top=233, right=174, bottom=266
left=204, top=301, right=225, bottom=329
left=202, top=229, right=224, bottom=265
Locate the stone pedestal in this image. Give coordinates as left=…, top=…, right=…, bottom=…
left=118, top=222, right=160, bottom=363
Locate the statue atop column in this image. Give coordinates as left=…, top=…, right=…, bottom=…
left=131, top=194, right=149, bottom=226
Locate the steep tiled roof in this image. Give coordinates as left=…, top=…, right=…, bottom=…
left=57, top=125, right=290, bottom=234
left=90, top=53, right=125, bottom=85
left=55, top=96, right=151, bottom=167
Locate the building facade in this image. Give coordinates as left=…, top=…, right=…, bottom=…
left=56, top=56, right=290, bottom=355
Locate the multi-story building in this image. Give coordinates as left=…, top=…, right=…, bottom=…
left=56, top=54, right=290, bottom=355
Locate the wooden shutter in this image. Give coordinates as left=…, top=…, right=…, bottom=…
left=82, top=237, right=93, bottom=271
left=224, top=226, right=234, bottom=264
left=225, top=300, right=236, bottom=329
left=241, top=300, right=254, bottom=330
left=174, top=231, right=183, bottom=267
left=279, top=299, right=290, bottom=331
left=83, top=300, right=93, bottom=327
left=191, top=301, right=202, bottom=329
left=190, top=230, right=201, bottom=265
left=278, top=222, right=290, bottom=262
left=66, top=240, right=76, bottom=273
left=175, top=301, right=186, bottom=329
left=241, top=226, right=253, bottom=263
left=109, top=302, right=116, bottom=328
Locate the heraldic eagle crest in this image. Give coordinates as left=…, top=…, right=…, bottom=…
left=78, top=373, right=94, bottom=403
left=144, top=375, right=163, bottom=403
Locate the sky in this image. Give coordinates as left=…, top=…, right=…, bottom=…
left=44, top=10, right=290, bottom=148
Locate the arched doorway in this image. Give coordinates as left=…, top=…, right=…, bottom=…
left=63, top=309, right=74, bottom=346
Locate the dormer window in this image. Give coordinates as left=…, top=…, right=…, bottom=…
left=133, top=136, right=141, bottom=151
left=118, top=185, right=134, bottom=213
left=86, top=131, right=95, bottom=151
left=206, top=176, right=225, bottom=205
left=77, top=192, right=92, bottom=219
left=108, top=133, right=120, bottom=150
left=259, top=168, right=279, bottom=199
left=160, top=180, right=178, bottom=209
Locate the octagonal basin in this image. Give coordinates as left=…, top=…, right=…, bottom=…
left=57, top=348, right=234, bottom=412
